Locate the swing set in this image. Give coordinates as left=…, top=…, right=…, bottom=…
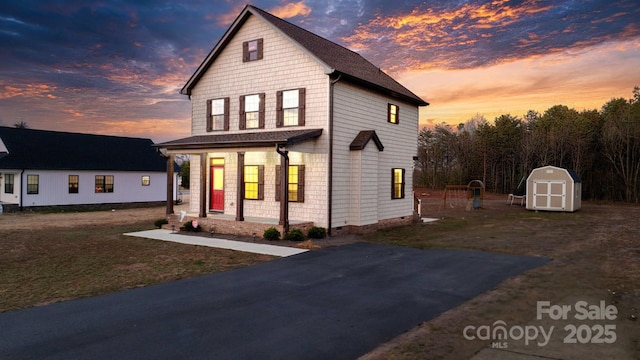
left=442, top=180, right=485, bottom=210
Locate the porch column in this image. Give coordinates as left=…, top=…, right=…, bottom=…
left=165, top=154, right=174, bottom=215
left=199, top=153, right=207, bottom=218
left=278, top=147, right=289, bottom=234
left=236, top=152, right=245, bottom=221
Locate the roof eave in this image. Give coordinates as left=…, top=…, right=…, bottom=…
left=336, top=72, right=429, bottom=107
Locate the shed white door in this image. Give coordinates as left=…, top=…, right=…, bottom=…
left=533, top=180, right=566, bottom=210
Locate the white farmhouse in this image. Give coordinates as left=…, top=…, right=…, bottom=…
left=157, top=5, right=428, bottom=236
left=0, top=126, right=177, bottom=212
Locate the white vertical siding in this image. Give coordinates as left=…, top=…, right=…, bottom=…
left=0, top=170, right=20, bottom=204
left=18, top=170, right=168, bottom=207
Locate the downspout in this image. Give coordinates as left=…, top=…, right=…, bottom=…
left=19, top=169, right=24, bottom=211
left=276, top=144, right=289, bottom=234
left=328, top=73, right=341, bottom=236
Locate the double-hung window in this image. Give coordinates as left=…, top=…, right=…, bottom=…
left=240, top=93, right=265, bottom=129
left=276, top=165, right=305, bottom=202
left=95, top=175, right=114, bottom=193
left=388, top=103, right=399, bottom=124
left=277, top=88, right=306, bottom=127
left=27, top=175, right=39, bottom=194
left=243, top=165, right=264, bottom=200
left=4, top=174, right=14, bottom=194
left=69, top=175, right=79, bottom=194
left=207, top=98, right=229, bottom=131
left=392, top=168, right=405, bottom=199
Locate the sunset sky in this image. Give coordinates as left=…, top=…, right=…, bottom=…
left=1, top=0, right=639, bottom=142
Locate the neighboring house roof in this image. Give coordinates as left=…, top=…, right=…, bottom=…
left=0, top=126, right=168, bottom=172
left=181, top=5, right=428, bottom=107
left=350, top=130, right=384, bottom=151
left=156, top=129, right=323, bottom=151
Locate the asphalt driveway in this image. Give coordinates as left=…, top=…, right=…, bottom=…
left=0, top=243, right=548, bottom=360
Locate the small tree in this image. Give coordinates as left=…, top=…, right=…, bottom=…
left=180, top=161, right=190, bottom=189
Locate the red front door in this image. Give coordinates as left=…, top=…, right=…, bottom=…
left=210, top=164, right=224, bottom=211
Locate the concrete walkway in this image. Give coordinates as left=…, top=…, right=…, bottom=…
left=125, top=229, right=308, bottom=257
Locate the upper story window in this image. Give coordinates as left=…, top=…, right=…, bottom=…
left=141, top=175, right=150, bottom=186
left=388, top=103, right=399, bottom=124
left=207, top=98, right=230, bottom=131
left=243, top=39, right=263, bottom=62
left=277, top=88, right=306, bottom=127
left=240, top=93, right=265, bottom=130
left=4, top=173, right=14, bottom=194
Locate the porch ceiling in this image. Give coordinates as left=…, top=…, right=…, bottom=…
left=155, top=129, right=323, bottom=151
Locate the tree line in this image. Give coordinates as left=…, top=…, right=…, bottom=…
left=414, top=87, right=640, bottom=203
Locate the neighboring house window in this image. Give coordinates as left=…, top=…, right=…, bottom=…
left=27, top=174, right=39, bottom=194
left=95, top=175, right=114, bottom=193
left=242, top=39, right=263, bottom=62
left=239, top=93, right=265, bottom=130
left=4, top=174, right=14, bottom=194
left=388, top=103, right=399, bottom=124
left=392, top=168, right=405, bottom=199
left=276, top=88, right=306, bottom=127
left=141, top=176, right=150, bottom=186
left=244, top=165, right=264, bottom=200
left=207, top=98, right=230, bottom=131
left=276, top=165, right=305, bottom=202
left=69, top=175, right=79, bottom=194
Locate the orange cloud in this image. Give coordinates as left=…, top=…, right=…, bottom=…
left=270, top=2, right=311, bottom=19
left=63, top=109, right=84, bottom=118
left=342, top=0, right=558, bottom=72
left=0, top=83, right=57, bottom=100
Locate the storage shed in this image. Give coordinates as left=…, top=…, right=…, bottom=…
left=526, top=165, right=582, bottom=212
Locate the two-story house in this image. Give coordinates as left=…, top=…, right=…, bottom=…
left=157, top=5, right=428, bottom=236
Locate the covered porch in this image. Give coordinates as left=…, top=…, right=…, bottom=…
left=156, top=129, right=324, bottom=237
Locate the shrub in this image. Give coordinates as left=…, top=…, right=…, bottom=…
left=182, top=220, right=201, bottom=232
left=154, top=218, right=169, bottom=228
left=307, top=226, right=327, bottom=239
left=263, top=227, right=281, bottom=241
left=284, top=229, right=305, bottom=242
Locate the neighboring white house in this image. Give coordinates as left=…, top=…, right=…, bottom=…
left=157, top=5, right=428, bottom=235
left=0, top=126, right=178, bottom=211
